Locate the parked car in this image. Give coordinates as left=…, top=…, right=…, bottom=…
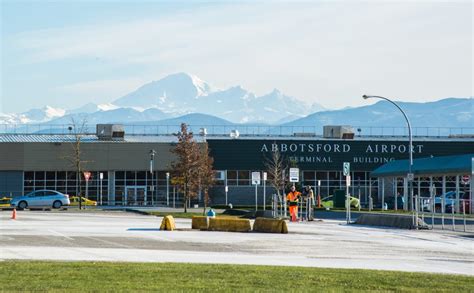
left=69, top=196, right=97, bottom=206
left=321, top=195, right=360, bottom=209
left=10, top=190, right=70, bottom=209
left=422, top=191, right=466, bottom=212
left=0, top=197, right=12, bottom=207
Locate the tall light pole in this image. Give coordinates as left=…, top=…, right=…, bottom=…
left=362, top=95, right=416, bottom=227
left=149, top=149, right=156, bottom=206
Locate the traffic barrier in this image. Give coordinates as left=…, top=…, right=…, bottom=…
left=253, top=217, right=288, bottom=234
left=192, top=216, right=209, bottom=230
left=11, top=208, right=17, bottom=220
left=355, top=213, right=428, bottom=229
left=160, top=215, right=176, bottom=231
left=208, top=217, right=251, bottom=232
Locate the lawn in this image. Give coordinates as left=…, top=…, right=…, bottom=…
left=0, top=261, right=472, bottom=292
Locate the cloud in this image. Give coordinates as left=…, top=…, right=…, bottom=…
left=8, top=1, right=473, bottom=109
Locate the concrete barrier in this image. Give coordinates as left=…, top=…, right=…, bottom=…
left=355, top=213, right=429, bottom=229
left=208, top=217, right=252, bottom=232
left=253, top=217, right=288, bottom=234
left=192, top=216, right=209, bottom=230
left=160, top=215, right=176, bottom=231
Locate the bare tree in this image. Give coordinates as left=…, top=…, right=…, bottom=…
left=62, top=117, right=89, bottom=210
left=171, top=123, right=201, bottom=213
left=197, top=142, right=215, bottom=215
left=264, top=147, right=287, bottom=201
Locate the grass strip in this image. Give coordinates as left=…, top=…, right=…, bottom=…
left=0, top=261, right=472, bottom=292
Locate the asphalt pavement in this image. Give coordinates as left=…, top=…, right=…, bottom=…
left=1, top=210, right=473, bottom=275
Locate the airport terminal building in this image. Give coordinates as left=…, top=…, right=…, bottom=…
left=0, top=124, right=473, bottom=208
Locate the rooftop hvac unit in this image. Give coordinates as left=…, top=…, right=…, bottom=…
left=199, top=128, right=208, bottom=136
left=230, top=129, right=240, bottom=139
left=96, top=124, right=125, bottom=141
left=323, top=125, right=354, bottom=139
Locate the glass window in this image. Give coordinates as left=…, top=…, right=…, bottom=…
left=35, top=171, right=45, bottom=181
left=115, top=171, right=125, bottom=180
left=126, top=171, right=136, bottom=185
left=46, top=172, right=55, bottom=180
left=34, top=191, right=45, bottom=197
left=25, top=172, right=34, bottom=181
left=238, top=171, right=250, bottom=186
left=303, top=171, right=315, bottom=181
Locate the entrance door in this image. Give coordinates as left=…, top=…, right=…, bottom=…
left=125, top=186, right=147, bottom=205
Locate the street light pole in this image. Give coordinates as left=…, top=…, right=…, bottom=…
left=149, top=149, right=156, bottom=206
left=362, top=95, right=416, bottom=227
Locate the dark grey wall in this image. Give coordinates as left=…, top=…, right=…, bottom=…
left=0, top=171, right=23, bottom=197
left=0, top=142, right=176, bottom=171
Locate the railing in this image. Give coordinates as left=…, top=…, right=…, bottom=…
left=1, top=123, right=474, bottom=138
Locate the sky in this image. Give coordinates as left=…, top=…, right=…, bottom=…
left=1, top=0, right=472, bottom=113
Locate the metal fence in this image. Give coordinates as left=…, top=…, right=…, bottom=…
left=1, top=123, right=473, bottom=137
left=415, top=197, right=473, bottom=232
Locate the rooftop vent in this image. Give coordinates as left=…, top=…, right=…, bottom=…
left=323, top=125, right=354, bottom=139
left=96, top=124, right=125, bottom=141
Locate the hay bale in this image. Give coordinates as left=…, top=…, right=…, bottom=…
left=192, top=216, right=209, bottom=230
left=160, top=215, right=176, bottom=231
left=253, top=217, right=288, bottom=234
left=208, top=217, right=251, bottom=232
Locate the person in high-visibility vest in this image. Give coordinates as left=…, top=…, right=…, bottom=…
left=287, top=185, right=301, bottom=222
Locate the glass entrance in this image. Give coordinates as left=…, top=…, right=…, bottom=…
left=125, top=186, right=147, bottom=205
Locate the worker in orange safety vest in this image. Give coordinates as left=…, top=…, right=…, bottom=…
left=287, top=185, right=301, bottom=222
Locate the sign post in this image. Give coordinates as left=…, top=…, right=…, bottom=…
left=166, top=172, right=170, bottom=206
left=99, top=172, right=103, bottom=206
left=252, top=172, right=261, bottom=211
left=83, top=171, right=91, bottom=210
left=263, top=172, right=267, bottom=210
left=317, top=180, right=321, bottom=208
left=343, top=163, right=351, bottom=223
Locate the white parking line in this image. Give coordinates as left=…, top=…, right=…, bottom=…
left=47, top=229, right=74, bottom=240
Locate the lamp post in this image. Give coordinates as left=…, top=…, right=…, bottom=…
left=166, top=172, right=170, bottom=206
left=362, top=95, right=416, bottom=227
left=149, top=149, right=156, bottom=206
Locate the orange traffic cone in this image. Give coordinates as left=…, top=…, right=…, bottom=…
left=11, top=208, right=17, bottom=220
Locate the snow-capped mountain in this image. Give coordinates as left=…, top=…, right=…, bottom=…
left=1, top=72, right=325, bottom=125
left=0, top=106, right=65, bottom=124
left=113, top=72, right=325, bottom=123
left=283, top=98, right=474, bottom=132
left=2, top=72, right=471, bottom=131
left=114, top=72, right=216, bottom=114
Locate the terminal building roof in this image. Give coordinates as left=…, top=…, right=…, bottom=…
left=0, top=134, right=473, bottom=143
left=371, top=153, right=474, bottom=177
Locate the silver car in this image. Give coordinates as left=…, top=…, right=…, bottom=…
left=11, top=190, right=70, bottom=209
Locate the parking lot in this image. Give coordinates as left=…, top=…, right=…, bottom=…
left=1, top=210, right=473, bottom=276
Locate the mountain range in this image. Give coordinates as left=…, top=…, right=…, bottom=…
left=1, top=73, right=472, bottom=134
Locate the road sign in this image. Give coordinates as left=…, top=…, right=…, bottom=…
left=83, top=171, right=91, bottom=181
left=263, top=172, right=267, bottom=181
left=251, top=172, right=261, bottom=185
left=289, top=168, right=299, bottom=182
left=343, top=162, right=350, bottom=176
left=407, top=173, right=414, bottom=181
left=346, top=175, right=351, bottom=187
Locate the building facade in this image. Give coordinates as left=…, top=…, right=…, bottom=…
left=0, top=130, right=473, bottom=207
